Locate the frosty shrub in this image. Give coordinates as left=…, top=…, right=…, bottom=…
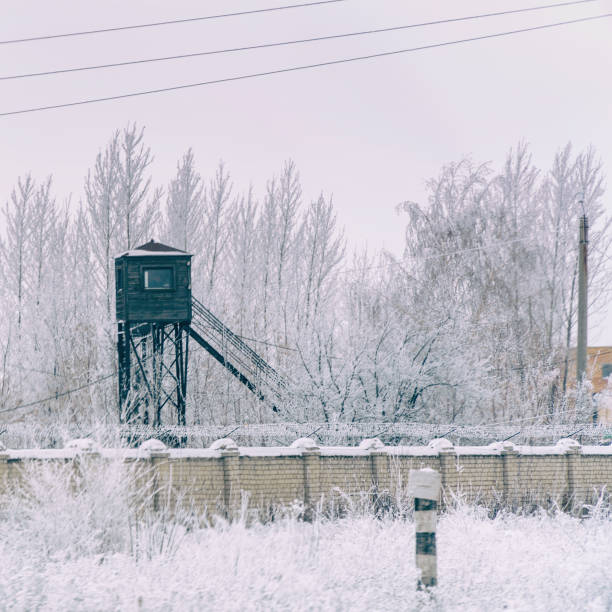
left=580, top=486, right=612, bottom=521
left=0, top=455, right=191, bottom=564
left=3, top=496, right=612, bottom=610
left=0, top=457, right=135, bottom=561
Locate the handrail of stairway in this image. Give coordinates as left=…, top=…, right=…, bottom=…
left=192, top=299, right=271, bottom=372
left=191, top=297, right=284, bottom=384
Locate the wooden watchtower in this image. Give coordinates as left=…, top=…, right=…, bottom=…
left=115, top=240, right=192, bottom=425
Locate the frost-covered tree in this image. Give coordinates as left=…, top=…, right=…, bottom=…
left=1, top=174, right=36, bottom=328
left=298, top=194, right=344, bottom=330
left=116, top=123, right=160, bottom=250
left=162, top=148, right=204, bottom=253
left=29, top=177, right=58, bottom=306
left=3, top=133, right=607, bottom=429
left=84, top=130, right=121, bottom=318
left=390, top=143, right=611, bottom=423
left=227, top=187, right=259, bottom=336
left=201, top=162, right=231, bottom=296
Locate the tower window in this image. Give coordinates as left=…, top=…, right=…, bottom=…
left=143, top=267, right=174, bottom=290
left=602, top=364, right=612, bottom=379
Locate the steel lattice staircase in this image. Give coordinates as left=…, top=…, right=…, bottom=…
left=188, top=297, right=288, bottom=412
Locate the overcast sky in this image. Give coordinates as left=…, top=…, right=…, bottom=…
left=1, top=0, right=611, bottom=340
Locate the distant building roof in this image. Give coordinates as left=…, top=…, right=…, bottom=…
left=119, top=239, right=191, bottom=257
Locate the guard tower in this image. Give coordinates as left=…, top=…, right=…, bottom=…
left=116, top=240, right=291, bottom=428
left=115, top=240, right=191, bottom=425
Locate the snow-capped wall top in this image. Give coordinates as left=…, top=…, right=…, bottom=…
left=358, top=438, right=385, bottom=450
left=65, top=438, right=99, bottom=453
left=555, top=438, right=581, bottom=450
left=428, top=438, right=453, bottom=451
left=290, top=437, right=319, bottom=450
left=139, top=439, right=167, bottom=452
left=487, top=441, right=517, bottom=452
left=7, top=440, right=612, bottom=460
left=5, top=443, right=612, bottom=459
left=209, top=437, right=238, bottom=451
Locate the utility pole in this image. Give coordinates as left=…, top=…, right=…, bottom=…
left=577, top=214, right=588, bottom=383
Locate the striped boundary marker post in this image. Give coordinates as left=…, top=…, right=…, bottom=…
left=408, top=468, right=441, bottom=589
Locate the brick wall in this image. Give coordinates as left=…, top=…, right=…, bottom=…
left=1, top=437, right=611, bottom=517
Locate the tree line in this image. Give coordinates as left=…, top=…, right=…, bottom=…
left=0, top=125, right=609, bottom=427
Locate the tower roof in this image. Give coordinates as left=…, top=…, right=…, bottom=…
left=119, top=239, right=191, bottom=257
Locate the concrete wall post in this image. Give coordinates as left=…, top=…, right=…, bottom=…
left=358, top=438, right=388, bottom=491
left=210, top=438, right=241, bottom=518
left=139, top=439, right=170, bottom=512
left=303, top=449, right=321, bottom=519
left=428, top=439, right=456, bottom=506
left=371, top=451, right=389, bottom=491
left=221, top=449, right=241, bottom=516
left=438, top=449, right=457, bottom=501
left=291, top=438, right=321, bottom=520
left=501, top=444, right=519, bottom=506
left=558, top=438, right=583, bottom=511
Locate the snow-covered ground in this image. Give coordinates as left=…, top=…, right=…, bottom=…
left=1, top=460, right=611, bottom=611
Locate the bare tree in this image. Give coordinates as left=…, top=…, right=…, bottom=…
left=85, top=130, right=121, bottom=318
left=116, top=123, right=159, bottom=249
left=2, top=174, right=36, bottom=328
left=299, top=193, right=345, bottom=329
left=227, top=187, right=259, bottom=335
left=30, top=177, right=58, bottom=306
left=202, top=162, right=231, bottom=295
left=163, top=148, right=204, bottom=253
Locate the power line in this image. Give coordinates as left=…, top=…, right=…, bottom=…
left=0, top=325, right=294, bottom=416
left=0, top=372, right=116, bottom=415
left=0, top=0, right=599, bottom=82
left=0, top=0, right=347, bottom=46
left=2, top=333, right=600, bottom=418
left=1, top=12, right=611, bottom=118
left=235, top=334, right=299, bottom=353
left=3, top=362, right=76, bottom=378
left=470, top=404, right=595, bottom=428
left=1, top=289, right=607, bottom=416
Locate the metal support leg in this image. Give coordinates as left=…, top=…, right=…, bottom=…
left=118, top=321, right=190, bottom=427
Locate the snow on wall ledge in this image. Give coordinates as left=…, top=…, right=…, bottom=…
left=1, top=437, right=612, bottom=516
